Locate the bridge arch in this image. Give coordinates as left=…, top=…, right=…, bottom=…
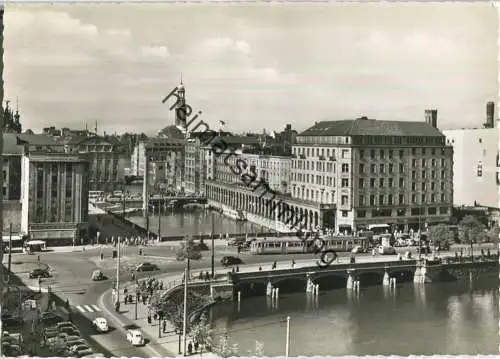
left=357, top=271, right=385, bottom=287
left=388, top=269, right=415, bottom=283
left=313, top=273, right=348, bottom=290
left=273, top=277, right=308, bottom=294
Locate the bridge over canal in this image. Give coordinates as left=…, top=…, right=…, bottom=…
left=227, top=257, right=498, bottom=298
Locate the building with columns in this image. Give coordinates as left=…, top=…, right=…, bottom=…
left=18, top=135, right=89, bottom=243
left=291, top=115, right=453, bottom=233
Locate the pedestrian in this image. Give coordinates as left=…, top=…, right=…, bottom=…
left=199, top=271, right=203, bottom=280
left=236, top=266, right=239, bottom=272
left=124, top=296, right=128, bottom=305
left=259, top=266, right=262, bottom=271
left=272, top=261, right=277, bottom=270
left=291, top=259, right=295, bottom=268
left=232, top=267, right=235, bottom=273
left=162, top=320, right=167, bottom=333
left=147, top=315, right=152, bottom=324
left=188, top=342, right=193, bottom=355
left=487, top=248, right=491, bottom=257
left=194, top=342, right=199, bottom=352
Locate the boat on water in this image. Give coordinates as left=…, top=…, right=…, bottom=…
left=223, top=208, right=247, bottom=221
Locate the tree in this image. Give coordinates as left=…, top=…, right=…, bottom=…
left=176, top=236, right=202, bottom=261
left=427, top=224, right=455, bottom=250
left=189, top=313, right=212, bottom=352
left=459, top=215, right=487, bottom=243
left=486, top=226, right=499, bottom=243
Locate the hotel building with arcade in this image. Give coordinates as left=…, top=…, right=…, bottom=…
left=205, top=112, right=454, bottom=234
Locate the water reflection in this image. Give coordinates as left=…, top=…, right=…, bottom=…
left=211, top=278, right=498, bottom=356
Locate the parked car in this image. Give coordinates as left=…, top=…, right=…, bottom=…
left=68, top=344, right=93, bottom=357
left=92, top=317, right=109, bottom=333
left=126, top=329, right=145, bottom=346
left=221, top=256, right=243, bottom=267
left=378, top=246, right=397, bottom=255
left=91, top=269, right=105, bottom=281
left=29, top=268, right=51, bottom=279
left=227, top=237, right=246, bottom=247
left=351, top=246, right=368, bottom=254
left=135, top=262, right=158, bottom=272
left=59, top=326, right=81, bottom=337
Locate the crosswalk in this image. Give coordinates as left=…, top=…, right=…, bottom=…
left=74, top=304, right=101, bottom=314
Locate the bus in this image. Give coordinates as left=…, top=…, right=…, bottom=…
left=23, top=240, right=47, bottom=254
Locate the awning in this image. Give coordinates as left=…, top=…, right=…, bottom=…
left=26, top=240, right=46, bottom=246
left=2, top=235, right=23, bottom=242
left=368, top=224, right=390, bottom=230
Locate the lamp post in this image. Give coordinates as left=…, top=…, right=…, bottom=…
left=211, top=212, right=215, bottom=279
left=469, top=228, right=473, bottom=262
left=135, top=290, right=139, bottom=320
left=158, top=192, right=163, bottom=243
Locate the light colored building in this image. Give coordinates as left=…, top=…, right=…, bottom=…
left=443, top=128, right=498, bottom=208
left=241, top=152, right=291, bottom=194
left=18, top=135, right=89, bottom=243
left=131, top=142, right=146, bottom=178
left=290, top=115, right=453, bottom=233
left=57, top=134, right=125, bottom=192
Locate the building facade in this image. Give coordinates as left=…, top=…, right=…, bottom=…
left=131, top=141, right=146, bottom=178
left=18, top=136, right=89, bottom=243
left=2, top=134, right=24, bottom=233
left=291, top=116, right=453, bottom=233
left=443, top=128, right=498, bottom=208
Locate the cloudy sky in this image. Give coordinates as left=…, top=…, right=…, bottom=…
left=4, top=3, right=498, bottom=135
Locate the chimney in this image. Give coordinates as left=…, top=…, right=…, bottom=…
left=425, top=109, right=438, bottom=128
left=486, top=101, right=495, bottom=128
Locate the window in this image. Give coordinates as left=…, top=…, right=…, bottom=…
left=341, top=195, right=348, bottom=205
left=412, top=171, right=416, bottom=179
left=422, top=159, right=426, bottom=166
left=370, top=195, right=375, bottom=205
left=422, top=170, right=426, bottom=178
left=399, top=178, right=404, bottom=187
left=431, top=194, right=436, bottom=203
left=421, top=194, right=425, bottom=203
left=399, top=149, right=404, bottom=157
left=379, top=164, right=384, bottom=173
left=441, top=194, right=445, bottom=202
left=359, top=195, right=365, bottom=205
left=411, top=182, right=416, bottom=191
left=399, top=164, right=404, bottom=173
left=379, top=178, right=384, bottom=187
left=379, top=195, right=384, bottom=205
left=431, top=148, right=436, bottom=156
left=388, top=178, right=393, bottom=187
left=431, top=182, right=435, bottom=190
left=388, top=150, right=393, bottom=159
left=399, top=194, right=404, bottom=204
left=412, top=148, right=417, bottom=156
left=342, top=210, right=349, bottom=217
left=428, top=207, right=437, bottom=215
left=388, top=194, right=393, bottom=205
left=421, top=182, right=426, bottom=191
left=342, top=163, right=349, bottom=173
left=371, top=164, right=376, bottom=173
left=341, top=178, right=349, bottom=187
left=477, top=163, right=483, bottom=177
left=341, top=150, right=348, bottom=159
left=357, top=210, right=366, bottom=218
left=411, top=194, right=417, bottom=203
left=431, top=159, right=436, bottom=166
left=359, top=178, right=364, bottom=188
left=370, top=150, right=375, bottom=159
left=359, top=150, right=365, bottom=159
left=359, top=163, right=365, bottom=173
left=380, top=150, right=384, bottom=159
left=388, top=164, right=393, bottom=173
left=440, top=207, right=448, bottom=214
left=370, top=178, right=375, bottom=188
left=412, top=159, right=417, bottom=166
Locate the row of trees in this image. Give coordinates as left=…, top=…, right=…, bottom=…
left=427, top=215, right=499, bottom=249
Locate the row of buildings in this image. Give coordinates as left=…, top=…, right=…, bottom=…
left=2, top=130, right=125, bottom=243
left=134, top=85, right=499, bottom=234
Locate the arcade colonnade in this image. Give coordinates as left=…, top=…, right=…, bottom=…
left=205, top=182, right=323, bottom=231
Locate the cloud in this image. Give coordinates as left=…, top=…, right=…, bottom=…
left=204, top=37, right=251, bottom=55
left=140, top=46, right=170, bottom=60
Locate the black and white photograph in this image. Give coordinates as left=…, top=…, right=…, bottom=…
left=0, top=2, right=498, bottom=358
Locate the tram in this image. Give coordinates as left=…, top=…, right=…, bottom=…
left=249, top=235, right=368, bottom=255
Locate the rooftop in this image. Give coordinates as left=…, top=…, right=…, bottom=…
left=300, top=118, right=444, bottom=137
left=17, top=134, right=60, bottom=146
left=3, top=133, right=24, bottom=155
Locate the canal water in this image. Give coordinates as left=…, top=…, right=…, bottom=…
left=210, top=276, right=498, bottom=356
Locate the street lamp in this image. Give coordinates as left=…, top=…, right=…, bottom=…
left=135, top=290, right=139, bottom=320
left=175, top=328, right=183, bottom=355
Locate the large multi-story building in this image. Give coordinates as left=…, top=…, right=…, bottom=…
left=57, top=134, right=124, bottom=192
left=18, top=135, right=89, bottom=243
left=290, top=114, right=453, bottom=233
left=443, top=103, right=499, bottom=208
left=2, top=134, right=24, bottom=233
